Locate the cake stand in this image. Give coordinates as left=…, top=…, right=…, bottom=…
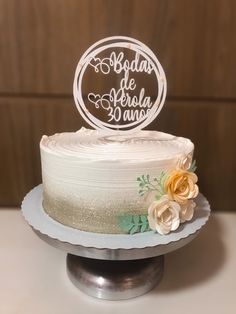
left=21, top=185, right=210, bottom=300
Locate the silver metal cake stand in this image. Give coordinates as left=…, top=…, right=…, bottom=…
left=21, top=185, right=210, bottom=300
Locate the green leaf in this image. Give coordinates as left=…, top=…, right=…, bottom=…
left=119, top=214, right=151, bottom=234
left=119, top=222, right=133, bottom=233
left=140, top=215, right=147, bottom=223
left=119, top=219, right=132, bottom=227
left=124, top=215, right=133, bottom=223
left=130, top=224, right=140, bottom=234
left=189, top=160, right=197, bottom=172
left=133, top=215, right=140, bottom=225
left=140, top=223, right=148, bottom=233
left=118, top=215, right=134, bottom=233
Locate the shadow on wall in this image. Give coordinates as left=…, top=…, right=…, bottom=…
left=152, top=214, right=225, bottom=292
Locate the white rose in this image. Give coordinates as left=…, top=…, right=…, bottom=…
left=177, top=154, right=193, bottom=171
left=180, top=200, right=196, bottom=223
left=147, top=195, right=180, bottom=235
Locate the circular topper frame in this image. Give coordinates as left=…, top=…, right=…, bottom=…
left=73, top=36, right=167, bottom=133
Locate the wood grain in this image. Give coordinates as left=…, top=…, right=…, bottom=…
left=0, top=0, right=236, bottom=98
left=0, top=96, right=84, bottom=206
left=0, top=96, right=235, bottom=211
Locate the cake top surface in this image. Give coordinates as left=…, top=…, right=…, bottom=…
left=40, top=128, right=194, bottom=162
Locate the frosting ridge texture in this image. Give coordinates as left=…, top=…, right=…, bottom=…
left=40, top=128, right=194, bottom=233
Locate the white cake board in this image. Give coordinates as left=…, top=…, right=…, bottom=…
left=21, top=184, right=210, bottom=260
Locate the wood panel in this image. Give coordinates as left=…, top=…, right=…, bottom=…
left=0, top=96, right=235, bottom=211
left=0, top=96, right=84, bottom=206
left=0, top=0, right=236, bottom=98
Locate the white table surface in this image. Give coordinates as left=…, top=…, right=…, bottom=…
left=0, top=209, right=235, bottom=314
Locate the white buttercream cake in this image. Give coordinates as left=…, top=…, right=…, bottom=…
left=40, top=127, right=194, bottom=234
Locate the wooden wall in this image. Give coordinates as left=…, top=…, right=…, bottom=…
left=0, top=0, right=236, bottom=211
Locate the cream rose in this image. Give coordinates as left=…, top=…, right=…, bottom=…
left=180, top=200, right=196, bottom=223
left=177, top=154, right=193, bottom=171
left=165, top=169, right=199, bottom=204
left=148, top=195, right=180, bottom=235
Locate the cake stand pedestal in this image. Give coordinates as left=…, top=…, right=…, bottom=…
left=34, top=228, right=165, bottom=300
left=33, top=228, right=197, bottom=300
left=22, top=185, right=210, bottom=300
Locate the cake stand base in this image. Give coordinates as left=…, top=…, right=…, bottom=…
left=66, top=254, right=164, bottom=300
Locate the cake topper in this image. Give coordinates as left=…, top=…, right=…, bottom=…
left=73, top=36, right=167, bottom=133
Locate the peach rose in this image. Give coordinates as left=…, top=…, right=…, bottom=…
left=148, top=195, right=180, bottom=235
left=180, top=200, right=196, bottom=223
left=165, top=169, right=199, bottom=204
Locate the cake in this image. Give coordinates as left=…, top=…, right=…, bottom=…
left=40, top=36, right=199, bottom=235
left=40, top=128, right=198, bottom=234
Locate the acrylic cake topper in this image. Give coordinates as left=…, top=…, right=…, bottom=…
left=73, top=36, right=167, bottom=133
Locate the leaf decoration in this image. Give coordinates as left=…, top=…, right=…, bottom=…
left=140, top=215, right=147, bottom=223
left=118, top=214, right=151, bottom=234
left=130, top=159, right=198, bottom=234
left=137, top=175, right=158, bottom=194
left=137, top=173, right=166, bottom=199
left=133, top=215, right=140, bottom=225
left=130, top=224, right=139, bottom=235
left=189, top=160, right=197, bottom=173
